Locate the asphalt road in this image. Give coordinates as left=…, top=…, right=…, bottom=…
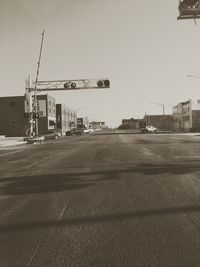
left=1, top=132, right=200, bottom=266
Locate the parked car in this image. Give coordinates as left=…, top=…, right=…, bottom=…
left=42, top=130, right=62, bottom=140
left=83, top=128, right=90, bottom=134
left=141, top=125, right=157, bottom=133
left=66, top=128, right=83, bottom=136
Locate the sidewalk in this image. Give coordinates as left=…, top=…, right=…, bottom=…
left=0, top=136, right=27, bottom=147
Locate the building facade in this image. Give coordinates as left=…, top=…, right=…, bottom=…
left=0, top=96, right=27, bottom=137
left=89, top=121, right=106, bottom=129
left=0, top=94, right=57, bottom=137
left=173, top=99, right=200, bottom=132
left=36, top=94, right=57, bottom=134
left=56, top=104, right=77, bottom=135
left=145, top=114, right=174, bottom=131
left=120, top=118, right=145, bottom=130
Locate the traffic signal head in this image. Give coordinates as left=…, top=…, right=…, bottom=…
left=97, top=79, right=110, bottom=88
left=97, top=80, right=103, bottom=87
left=71, top=82, right=76, bottom=88
left=64, top=82, right=70, bottom=88
left=104, top=79, right=110, bottom=87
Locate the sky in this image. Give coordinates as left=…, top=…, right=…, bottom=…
left=1, top=0, right=200, bottom=127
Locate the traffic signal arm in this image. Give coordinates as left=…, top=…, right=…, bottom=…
left=33, top=78, right=110, bottom=91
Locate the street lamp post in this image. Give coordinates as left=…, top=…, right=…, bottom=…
left=151, top=102, right=165, bottom=131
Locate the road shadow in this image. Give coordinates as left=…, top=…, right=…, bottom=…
left=0, top=161, right=200, bottom=196
left=1, top=204, right=200, bottom=233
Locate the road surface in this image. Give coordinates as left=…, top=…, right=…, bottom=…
left=1, top=132, right=200, bottom=266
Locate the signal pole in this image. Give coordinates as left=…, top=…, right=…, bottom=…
left=33, top=30, right=45, bottom=137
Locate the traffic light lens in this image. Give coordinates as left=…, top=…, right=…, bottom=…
left=104, top=79, right=110, bottom=87
left=64, top=83, right=69, bottom=88
left=97, top=80, right=103, bottom=87
left=71, top=83, right=76, bottom=88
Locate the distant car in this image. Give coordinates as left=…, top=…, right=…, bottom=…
left=83, top=128, right=90, bottom=134
left=141, top=125, right=157, bottom=133
left=42, top=130, right=62, bottom=140
left=65, top=130, right=72, bottom=136
left=66, top=128, right=83, bottom=136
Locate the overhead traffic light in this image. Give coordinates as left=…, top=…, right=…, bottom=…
left=64, top=82, right=77, bottom=88
left=71, top=82, right=76, bottom=88
left=178, top=0, right=200, bottom=19
left=97, top=79, right=110, bottom=88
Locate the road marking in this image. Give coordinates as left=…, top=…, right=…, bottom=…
left=26, top=243, right=42, bottom=267
left=0, top=149, right=24, bottom=158
left=25, top=204, right=68, bottom=266
left=58, top=204, right=68, bottom=221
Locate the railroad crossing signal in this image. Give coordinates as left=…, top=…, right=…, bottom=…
left=25, top=77, right=110, bottom=137
left=177, top=0, right=200, bottom=20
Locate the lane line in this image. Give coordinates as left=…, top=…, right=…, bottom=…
left=25, top=203, right=68, bottom=266
left=0, top=149, right=24, bottom=158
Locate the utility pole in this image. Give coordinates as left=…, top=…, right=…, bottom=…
left=33, top=30, right=45, bottom=137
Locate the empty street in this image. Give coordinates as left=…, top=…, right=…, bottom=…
left=1, top=133, right=200, bottom=266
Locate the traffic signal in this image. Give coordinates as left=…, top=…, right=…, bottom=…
left=104, top=79, right=110, bottom=87
left=97, top=80, right=103, bottom=87
left=64, top=82, right=70, bottom=88
left=178, top=0, right=200, bottom=19
left=64, top=82, right=76, bottom=88
left=97, top=79, right=110, bottom=88
left=71, top=82, right=76, bottom=88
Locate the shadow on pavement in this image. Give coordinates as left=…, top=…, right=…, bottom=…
left=1, top=204, right=200, bottom=233
left=0, top=161, right=200, bottom=196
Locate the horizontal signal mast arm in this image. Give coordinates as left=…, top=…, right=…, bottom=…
left=36, top=86, right=108, bottom=91
left=33, top=78, right=110, bottom=91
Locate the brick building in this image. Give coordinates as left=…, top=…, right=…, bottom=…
left=0, top=94, right=56, bottom=137
left=144, top=114, right=174, bottom=131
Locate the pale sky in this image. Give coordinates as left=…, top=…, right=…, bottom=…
left=1, top=0, right=200, bottom=127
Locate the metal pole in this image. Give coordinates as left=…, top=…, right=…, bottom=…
left=34, top=30, right=45, bottom=137
left=163, top=104, right=165, bottom=131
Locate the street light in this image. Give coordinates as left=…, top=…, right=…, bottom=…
left=151, top=101, right=165, bottom=131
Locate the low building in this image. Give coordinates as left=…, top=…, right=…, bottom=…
left=36, top=94, right=57, bottom=134
left=173, top=99, right=200, bottom=132
left=121, top=119, right=131, bottom=129
left=77, top=117, right=89, bottom=129
left=0, top=96, right=27, bottom=137
left=90, top=121, right=106, bottom=129
left=0, top=94, right=57, bottom=137
left=120, top=118, right=145, bottom=130
left=144, top=114, right=173, bottom=131
left=56, top=104, right=77, bottom=135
